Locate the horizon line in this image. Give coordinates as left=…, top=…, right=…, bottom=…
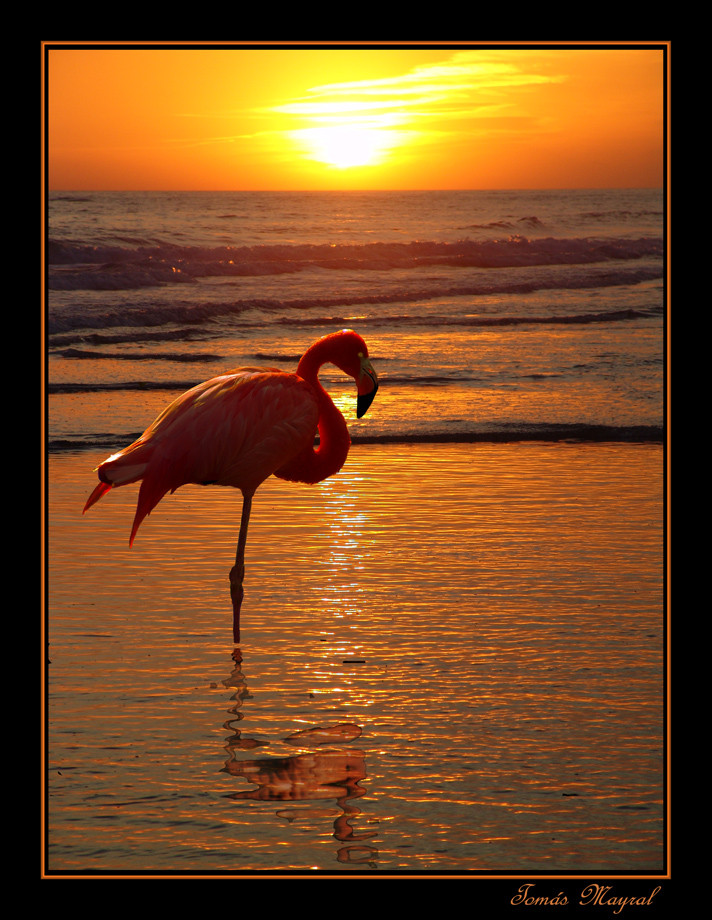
left=48, top=185, right=664, bottom=194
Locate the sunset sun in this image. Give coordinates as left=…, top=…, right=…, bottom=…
left=293, top=124, right=395, bottom=169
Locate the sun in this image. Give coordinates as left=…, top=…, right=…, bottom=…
left=292, top=123, right=393, bottom=169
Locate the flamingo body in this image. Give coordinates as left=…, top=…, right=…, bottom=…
left=86, top=369, right=320, bottom=546
left=83, top=330, right=378, bottom=642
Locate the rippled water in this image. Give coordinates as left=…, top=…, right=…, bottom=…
left=48, top=188, right=664, bottom=453
left=46, top=442, right=665, bottom=875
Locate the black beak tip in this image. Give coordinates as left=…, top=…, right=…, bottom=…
left=357, top=384, right=378, bottom=419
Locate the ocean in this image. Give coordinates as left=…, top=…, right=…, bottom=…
left=47, top=187, right=664, bottom=451
left=45, top=188, right=666, bottom=877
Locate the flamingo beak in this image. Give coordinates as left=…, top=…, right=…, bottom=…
left=356, top=356, right=378, bottom=418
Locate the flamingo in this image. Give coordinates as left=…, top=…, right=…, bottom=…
left=83, top=329, right=379, bottom=643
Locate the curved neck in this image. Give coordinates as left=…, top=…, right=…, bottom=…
left=295, top=334, right=339, bottom=383
left=276, top=348, right=351, bottom=485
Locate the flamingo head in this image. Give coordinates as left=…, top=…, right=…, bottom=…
left=333, top=329, right=379, bottom=418
left=300, top=329, right=379, bottom=418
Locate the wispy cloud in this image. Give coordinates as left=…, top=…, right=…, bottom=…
left=261, top=51, right=568, bottom=164
left=274, top=52, right=566, bottom=124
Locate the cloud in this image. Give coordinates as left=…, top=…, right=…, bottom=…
left=268, top=50, right=567, bottom=141
left=310, top=51, right=565, bottom=98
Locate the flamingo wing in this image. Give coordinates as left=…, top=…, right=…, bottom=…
left=86, top=369, right=320, bottom=545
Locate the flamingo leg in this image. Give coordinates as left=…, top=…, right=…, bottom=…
left=229, top=491, right=253, bottom=644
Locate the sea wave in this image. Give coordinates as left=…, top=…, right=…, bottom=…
left=47, top=273, right=663, bottom=337
left=48, top=303, right=659, bottom=354
left=46, top=357, right=658, bottom=394
left=47, top=423, right=664, bottom=453
left=47, top=371, right=470, bottom=394
left=47, top=235, right=663, bottom=292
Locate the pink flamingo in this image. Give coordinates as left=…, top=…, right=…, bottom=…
left=83, top=329, right=378, bottom=643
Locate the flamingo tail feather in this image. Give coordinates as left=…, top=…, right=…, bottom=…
left=83, top=481, right=112, bottom=514
left=129, top=475, right=171, bottom=547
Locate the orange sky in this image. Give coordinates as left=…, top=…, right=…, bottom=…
left=45, top=43, right=667, bottom=191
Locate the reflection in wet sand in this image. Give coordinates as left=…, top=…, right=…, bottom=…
left=220, top=650, right=378, bottom=867
left=47, top=445, right=664, bottom=873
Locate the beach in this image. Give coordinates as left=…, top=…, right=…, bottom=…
left=47, top=438, right=664, bottom=874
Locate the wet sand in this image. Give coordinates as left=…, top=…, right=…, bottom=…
left=45, top=441, right=665, bottom=875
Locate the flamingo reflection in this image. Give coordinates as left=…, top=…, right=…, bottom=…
left=220, top=649, right=268, bottom=752
left=219, top=650, right=378, bottom=867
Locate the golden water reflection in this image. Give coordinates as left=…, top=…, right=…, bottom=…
left=316, top=472, right=371, bottom=620
left=219, top=650, right=378, bottom=866
left=48, top=443, right=664, bottom=873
